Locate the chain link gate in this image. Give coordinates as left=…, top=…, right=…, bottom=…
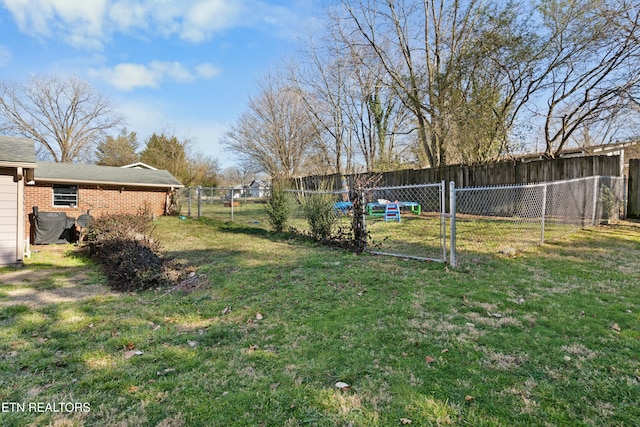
left=362, top=182, right=447, bottom=262
left=285, top=183, right=447, bottom=262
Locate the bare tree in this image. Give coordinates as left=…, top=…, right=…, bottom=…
left=537, top=0, right=640, bottom=156
left=291, top=44, right=353, bottom=176
left=339, top=0, right=520, bottom=167
left=222, top=73, right=318, bottom=180
left=332, top=0, right=640, bottom=165
left=0, top=74, right=123, bottom=162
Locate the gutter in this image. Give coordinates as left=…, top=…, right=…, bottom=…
left=32, top=177, right=184, bottom=189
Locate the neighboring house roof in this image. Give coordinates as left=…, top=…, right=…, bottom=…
left=120, top=162, right=158, bottom=170
left=0, top=136, right=37, bottom=167
left=510, top=140, right=639, bottom=162
left=33, top=162, right=183, bottom=188
left=250, top=180, right=269, bottom=187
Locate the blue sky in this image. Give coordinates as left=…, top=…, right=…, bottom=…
left=0, top=0, right=321, bottom=167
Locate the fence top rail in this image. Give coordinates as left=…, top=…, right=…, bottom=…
left=454, top=175, right=621, bottom=193
left=368, top=183, right=443, bottom=191
left=284, top=189, right=348, bottom=195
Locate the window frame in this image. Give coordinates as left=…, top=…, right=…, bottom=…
left=52, top=184, right=78, bottom=208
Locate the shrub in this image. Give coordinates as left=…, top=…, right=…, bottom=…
left=265, top=182, right=295, bottom=232
left=84, top=214, right=186, bottom=292
left=302, top=192, right=337, bottom=241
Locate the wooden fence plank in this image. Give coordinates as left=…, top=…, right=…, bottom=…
left=628, top=159, right=640, bottom=219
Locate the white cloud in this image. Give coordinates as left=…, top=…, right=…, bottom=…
left=195, top=63, right=221, bottom=79
left=2, top=0, right=108, bottom=49
left=90, top=60, right=219, bottom=91
left=0, top=0, right=307, bottom=49
left=92, top=63, right=159, bottom=91
left=180, top=0, right=242, bottom=42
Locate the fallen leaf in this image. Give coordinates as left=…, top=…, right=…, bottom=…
left=222, top=306, right=232, bottom=315
left=563, top=356, right=572, bottom=361
left=187, top=340, right=198, bottom=348
left=335, top=381, right=350, bottom=391
left=612, top=323, right=621, bottom=332
left=425, top=356, right=435, bottom=363
left=128, top=386, right=139, bottom=392
left=249, top=344, right=259, bottom=353
left=465, top=395, right=474, bottom=402
left=157, top=368, right=176, bottom=376
left=125, top=342, right=135, bottom=351
left=488, top=312, right=502, bottom=318
left=123, top=350, right=144, bottom=359
left=441, top=349, right=449, bottom=354
left=256, top=313, right=264, bottom=321
left=400, top=418, right=412, bottom=425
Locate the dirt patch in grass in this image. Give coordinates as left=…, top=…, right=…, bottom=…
left=0, top=282, right=114, bottom=308
left=0, top=247, right=115, bottom=308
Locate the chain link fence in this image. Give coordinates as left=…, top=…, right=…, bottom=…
left=176, top=176, right=625, bottom=266
left=284, top=183, right=448, bottom=262
left=176, top=186, right=270, bottom=226
left=449, top=176, right=626, bottom=266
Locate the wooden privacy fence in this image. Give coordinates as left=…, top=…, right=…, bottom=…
left=296, top=155, right=621, bottom=191
left=628, top=159, right=640, bottom=219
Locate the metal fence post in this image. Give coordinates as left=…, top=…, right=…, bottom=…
left=197, top=186, right=202, bottom=218
left=591, top=176, right=600, bottom=226
left=449, top=181, right=457, bottom=267
left=623, top=175, right=628, bottom=219
left=231, top=189, right=235, bottom=222
left=540, top=183, right=547, bottom=244
left=440, top=180, right=447, bottom=262
left=187, top=187, right=192, bottom=217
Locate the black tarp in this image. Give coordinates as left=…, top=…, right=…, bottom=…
left=30, top=208, right=76, bottom=244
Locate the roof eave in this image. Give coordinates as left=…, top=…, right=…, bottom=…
left=0, top=161, right=37, bottom=169
left=33, top=177, right=184, bottom=189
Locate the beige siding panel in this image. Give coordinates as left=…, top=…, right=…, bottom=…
left=0, top=174, right=18, bottom=265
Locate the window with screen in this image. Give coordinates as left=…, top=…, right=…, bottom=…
left=53, top=185, right=78, bottom=207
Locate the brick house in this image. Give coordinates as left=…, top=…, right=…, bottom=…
left=24, top=162, right=183, bottom=242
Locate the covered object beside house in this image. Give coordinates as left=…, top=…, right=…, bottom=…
left=0, top=136, right=36, bottom=265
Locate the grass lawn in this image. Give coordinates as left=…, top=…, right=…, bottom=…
left=1, top=217, right=639, bottom=426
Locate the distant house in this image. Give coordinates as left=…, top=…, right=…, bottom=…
left=514, top=140, right=639, bottom=177
left=0, top=136, right=37, bottom=265
left=249, top=180, right=270, bottom=198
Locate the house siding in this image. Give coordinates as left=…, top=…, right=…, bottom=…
left=24, top=183, right=171, bottom=240
left=0, top=172, right=19, bottom=264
